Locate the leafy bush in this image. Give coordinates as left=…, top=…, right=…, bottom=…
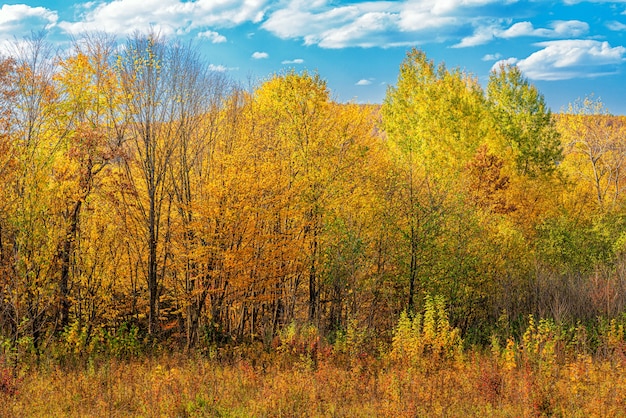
left=272, top=322, right=331, bottom=369
left=62, top=321, right=143, bottom=360
left=391, top=294, right=462, bottom=368
left=0, top=358, right=20, bottom=396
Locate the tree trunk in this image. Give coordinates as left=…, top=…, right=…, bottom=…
left=148, top=187, right=159, bottom=336
left=308, top=230, right=319, bottom=323
left=58, top=198, right=82, bottom=331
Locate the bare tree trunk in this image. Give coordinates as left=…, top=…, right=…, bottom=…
left=57, top=199, right=81, bottom=331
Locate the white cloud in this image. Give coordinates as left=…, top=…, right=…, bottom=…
left=398, top=0, right=458, bottom=32
left=281, top=58, right=304, bottom=64
left=453, top=23, right=499, bottom=47
left=482, top=53, right=502, bottom=61
left=58, top=0, right=268, bottom=36
left=262, top=1, right=399, bottom=48
left=607, top=21, right=626, bottom=31
left=0, top=4, right=57, bottom=27
left=551, top=20, right=589, bottom=37
left=209, top=63, right=238, bottom=72
left=498, top=20, right=589, bottom=39
left=209, top=64, right=227, bottom=72
left=0, top=4, right=58, bottom=38
left=491, top=57, right=519, bottom=69
left=0, top=0, right=608, bottom=65
left=252, top=51, right=268, bottom=59
left=499, top=21, right=535, bottom=38
left=261, top=0, right=593, bottom=50
left=429, top=0, right=505, bottom=15
left=198, top=30, right=227, bottom=43
left=493, top=40, right=626, bottom=80
left=315, top=11, right=401, bottom=48
left=261, top=0, right=508, bottom=49
left=455, top=19, right=589, bottom=48
left=356, top=79, right=373, bottom=85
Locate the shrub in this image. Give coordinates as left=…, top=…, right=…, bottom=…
left=0, top=358, right=20, bottom=396
left=391, top=294, right=462, bottom=369
left=273, top=322, right=330, bottom=369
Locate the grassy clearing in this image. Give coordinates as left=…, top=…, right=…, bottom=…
left=1, top=346, right=625, bottom=417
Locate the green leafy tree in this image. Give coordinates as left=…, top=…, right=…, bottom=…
left=381, top=48, right=488, bottom=313
left=487, top=64, right=562, bottom=177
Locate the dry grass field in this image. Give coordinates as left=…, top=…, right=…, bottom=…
left=2, top=321, right=626, bottom=418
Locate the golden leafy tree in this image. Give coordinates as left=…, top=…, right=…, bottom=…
left=166, top=58, right=231, bottom=348
left=115, top=32, right=199, bottom=335
left=558, top=96, right=626, bottom=209
left=249, top=72, right=379, bottom=330
left=1, top=33, right=59, bottom=353
left=51, top=33, right=122, bottom=331
left=0, top=57, right=17, bottom=346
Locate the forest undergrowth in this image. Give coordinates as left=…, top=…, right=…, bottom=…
left=2, top=301, right=626, bottom=417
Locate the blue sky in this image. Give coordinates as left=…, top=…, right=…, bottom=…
left=1, top=0, right=626, bottom=113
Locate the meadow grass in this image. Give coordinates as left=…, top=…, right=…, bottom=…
left=1, top=345, right=625, bottom=417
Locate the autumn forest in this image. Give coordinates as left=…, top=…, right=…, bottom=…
left=1, top=31, right=626, bottom=415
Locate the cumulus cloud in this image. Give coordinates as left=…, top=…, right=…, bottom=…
left=428, top=0, right=502, bottom=15
left=482, top=53, right=502, bottom=61
left=261, top=0, right=509, bottom=48
left=493, top=40, right=626, bottom=80
left=281, top=58, right=304, bottom=64
left=356, top=79, right=373, bottom=85
left=0, top=0, right=616, bottom=66
left=262, top=1, right=403, bottom=48
left=491, top=57, right=519, bottom=69
left=500, top=21, right=537, bottom=38
left=453, top=24, right=499, bottom=47
left=252, top=51, right=268, bottom=59
left=0, top=4, right=58, bottom=37
left=503, top=20, right=588, bottom=38
left=9, top=0, right=587, bottom=53
left=198, top=30, right=227, bottom=43
left=58, top=0, right=268, bottom=36
left=262, top=1, right=589, bottom=49
left=455, top=19, right=589, bottom=47
left=398, top=0, right=457, bottom=32
left=552, top=20, right=589, bottom=37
